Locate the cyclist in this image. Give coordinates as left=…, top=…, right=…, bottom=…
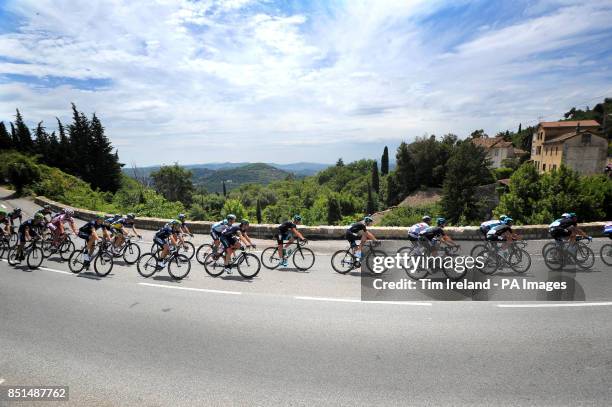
left=0, top=210, right=10, bottom=238
left=153, top=220, right=182, bottom=270
left=408, top=215, right=432, bottom=251
left=109, top=214, right=141, bottom=253
left=277, top=215, right=307, bottom=267
left=346, top=216, right=377, bottom=258
left=48, top=208, right=78, bottom=247
left=604, top=223, right=612, bottom=239
left=78, top=214, right=111, bottom=267
left=220, top=219, right=255, bottom=274
left=486, top=217, right=521, bottom=256
left=211, top=215, right=234, bottom=253
left=34, top=205, right=54, bottom=223
left=14, top=213, right=45, bottom=261
left=479, top=215, right=508, bottom=238
left=419, top=217, right=457, bottom=255
left=549, top=212, right=590, bottom=244
left=7, top=207, right=23, bottom=226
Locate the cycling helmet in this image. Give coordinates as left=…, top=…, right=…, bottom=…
left=567, top=212, right=577, bottom=218
left=503, top=217, right=514, bottom=224
left=64, top=208, right=74, bottom=217
left=240, top=219, right=250, bottom=225
left=227, top=214, right=237, bottom=221
left=95, top=213, right=105, bottom=220
left=178, top=213, right=186, bottom=219
left=293, top=214, right=302, bottom=222
left=422, top=215, right=432, bottom=222
left=34, top=213, right=44, bottom=220
left=43, top=204, right=51, bottom=211
left=437, top=217, right=446, bottom=226
left=170, top=219, right=181, bottom=228
left=0, top=209, right=6, bottom=216
left=127, top=213, right=135, bottom=219
left=364, top=216, right=374, bottom=224
left=499, top=214, right=508, bottom=221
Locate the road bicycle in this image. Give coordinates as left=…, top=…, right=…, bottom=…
left=42, top=232, right=75, bottom=261
left=330, top=240, right=387, bottom=275
left=7, top=225, right=18, bottom=248
left=150, top=233, right=195, bottom=260
left=396, top=239, right=466, bottom=280
left=68, top=239, right=115, bottom=276
left=473, top=240, right=531, bottom=275
left=203, top=245, right=261, bottom=279
left=543, top=236, right=595, bottom=270
left=0, top=234, right=11, bottom=259
left=7, top=237, right=45, bottom=269
left=109, top=235, right=141, bottom=265
left=138, top=245, right=192, bottom=280
left=260, top=239, right=315, bottom=271
left=600, top=240, right=612, bottom=267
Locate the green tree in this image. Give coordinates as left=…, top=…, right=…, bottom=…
left=222, top=180, right=227, bottom=197
left=381, top=146, right=389, bottom=175
left=441, top=141, right=493, bottom=223
left=0, top=121, right=12, bottom=150
left=89, top=113, right=122, bottom=192
left=256, top=199, right=263, bottom=223
left=394, top=142, right=416, bottom=195
left=222, top=199, right=245, bottom=220
left=327, top=194, right=342, bottom=225
left=386, top=172, right=401, bottom=206
left=371, top=161, right=380, bottom=193
left=366, top=183, right=376, bottom=214
left=150, top=163, right=194, bottom=205
left=495, top=163, right=543, bottom=223
left=336, top=158, right=344, bottom=167
left=6, top=154, right=41, bottom=195
left=13, top=109, right=34, bottom=152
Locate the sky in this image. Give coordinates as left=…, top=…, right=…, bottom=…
left=0, top=0, right=611, bottom=166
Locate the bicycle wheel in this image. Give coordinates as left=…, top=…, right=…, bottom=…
left=122, top=242, right=141, bottom=264
left=195, top=243, right=214, bottom=265
left=292, top=247, right=315, bottom=271
left=137, top=253, right=158, bottom=278
left=541, top=242, right=556, bottom=258
left=442, top=257, right=467, bottom=281
left=7, top=247, right=20, bottom=266
left=260, top=247, right=282, bottom=270
left=575, top=244, right=595, bottom=270
left=0, top=240, right=7, bottom=259
left=41, top=237, right=54, bottom=257
left=474, top=248, right=499, bottom=275
left=365, top=250, right=388, bottom=274
left=543, top=246, right=564, bottom=271
left=94, top=251, right=114, bottom=276
left=26, top=246, right=44, bottom=269
left=203, top=252, right=225, bottom=277
left=178, top=241, right=195, bottom=260
left=166, top=254, right=190, bottom=280
left=510, top=248, right=531, bottom=274
left=60, top=239, right=75, bottom=261
left=470, top=243, right=487, bottom=258
left=237, top=253, right=261, bottom=279
left=331, top=250, right=354, bottom=274
left=397, top=247, right=428, bottom=280
left=601, top=243, right=612, bottom=267
left=68, top=250, right=86, bottom=273
left=8, top=233, right=18, bottom=248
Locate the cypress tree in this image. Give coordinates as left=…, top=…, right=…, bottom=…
left=0, top=121, right=12, bottom=149
left=518, top=123, right=522, bottom=134
left=14, top=109, right=34, bottom=152
left=381, top=146, right=389, bottom=175
left=89, top=113, right=122, bottom=192
left=10, top=122, right=17, bottom=146
left=222, top=181, right=227, bottom=197
left=256, top=199, right=262, bottom=223
left=56, top=118, right=72, bottom=172
left=371, top=161, right=380, bottom=193
left=366, top=182, right=376, bottom=214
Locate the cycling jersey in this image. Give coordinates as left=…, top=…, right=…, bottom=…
left=419, top=226, right=445, bottom=240
left=604, top=224, right=612, bottom=239
left=408, top=222, right=428, bottom=239
left=278, top=221, right=297, bottom=234
left=18, top=219, right=41, bottom=242
left=486, top=224, right=512, bottom=241
left=155, top=226, right=175, bottom=240
left=51, top=214, right=73, bottom=226
left=347, top=222, right=366, bottom=234
left=8, top=210, right=22, bottom=225
left=480, top=220, right=502, bottom=233
left=210, top=220, right=227, bottom=240
left=221, top=225, right=242, bottom=238
left=34, top=209, right=52, bottom=219
left=79, top=220, right=106, bottom=235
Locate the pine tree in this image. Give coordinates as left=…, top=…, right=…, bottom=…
left=222, top=181, right=227, bottom=197
left=10, top=122, right=17, bottom=146
left=89, top=113, right=122, bottom=192
left=381, top=146, right=389, bottom=175
left=56, top=118, right=72, bottom=171
left=256, top=199, right=262, bottom=223
left=14, top=109, right=34, bottom=152
left=336, top=158, right=344, bottom=167
left=34, top=121, right=50, bottom=157
left=371, top=161, right=380, bottom=193
left=68, top=103, right=91, bottom=177
left=0, top=121, right=12, bottom=150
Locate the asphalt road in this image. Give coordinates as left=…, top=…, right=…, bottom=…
left=1, top=189, right=612, bottom=406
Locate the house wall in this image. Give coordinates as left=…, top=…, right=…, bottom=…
left=488, top=147, right=512, bottom=168
left=562, top=135, right=608, bottom=175
left=531, top=124, right=599, bottom=173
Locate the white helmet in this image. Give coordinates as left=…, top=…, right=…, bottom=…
left=64, top=208, right=74, bottom=217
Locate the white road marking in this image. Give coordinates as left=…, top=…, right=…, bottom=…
left=0, top=378, right=5, bottom=384
left=497, top=302, right=612, bottom=308
left=139, top=282, right=242, bottom=295
left=40, top=266, right=72, bottom=275
left=295, top=296, right=432, bottom=306
left=1, top=204, right=6, bottom=209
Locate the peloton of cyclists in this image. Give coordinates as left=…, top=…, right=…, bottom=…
left=276, top=215, right=307, bottom=267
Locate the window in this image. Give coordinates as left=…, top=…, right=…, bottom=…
left=582, top=133, right=591, bottom=144
left=555, top=146, right=558, bottom=155
left=536, top=146, right=542, bottom=155
left=543, top=163, right=546, bottom=171
left=495, top=149, right=498, bottom=156
left=553, top=164, right=557, bottom=171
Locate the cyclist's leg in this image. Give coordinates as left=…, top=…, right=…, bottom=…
left=276, top=232, right=285, bottom=258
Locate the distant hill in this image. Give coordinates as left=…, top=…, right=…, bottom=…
left=194, top=163, right=292, bottom=193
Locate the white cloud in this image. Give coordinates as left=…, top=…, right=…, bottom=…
left=0, top=0, right=611, bottom=165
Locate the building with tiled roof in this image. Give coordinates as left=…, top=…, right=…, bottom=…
left=470, top=135, right=523, bottom=168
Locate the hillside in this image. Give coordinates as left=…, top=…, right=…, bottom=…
left=194, top=163, right=293, bottom=193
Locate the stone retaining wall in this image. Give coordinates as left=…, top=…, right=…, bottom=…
left=34, top=196, right=610, bottom=240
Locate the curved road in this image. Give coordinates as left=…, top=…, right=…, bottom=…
left=1, top=189, right=611, bottom=406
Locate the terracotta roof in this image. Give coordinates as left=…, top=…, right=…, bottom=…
left=543, top=130, right=603, bottom=145
left=538, top=120, right=599, bottom=128
left=471, top=137, right=512, bottom=149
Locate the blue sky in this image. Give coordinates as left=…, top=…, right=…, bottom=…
left=0, top=0, right=611, bottom=166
